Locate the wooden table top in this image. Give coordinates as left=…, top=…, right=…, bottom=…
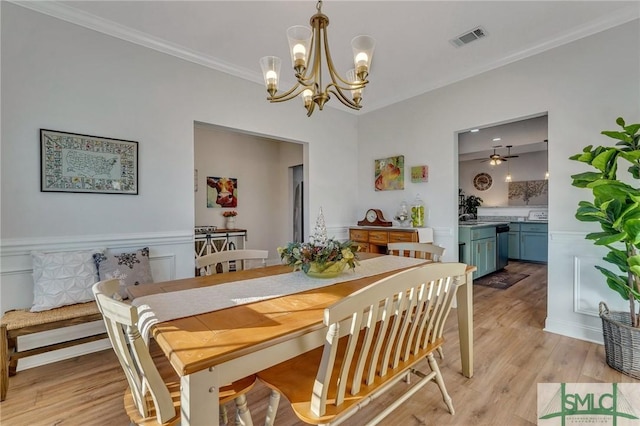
left=129, top=255, right=473, bottom=377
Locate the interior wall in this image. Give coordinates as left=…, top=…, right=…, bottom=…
left=194, top=124, right=302, bottom=260
left=459, top=150, right=549, bottom=207
left=357, top=20, right=640, bottom=343
left=1, top=3, right=359, bottom=311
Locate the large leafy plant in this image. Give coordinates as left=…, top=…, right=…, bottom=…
left=570, top=117, right=640, bottom=327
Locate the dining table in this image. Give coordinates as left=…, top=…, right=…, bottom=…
left=127, top=253, right=476, bottom=426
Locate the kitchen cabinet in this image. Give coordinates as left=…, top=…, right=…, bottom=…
left=508, top=223, right=520, bottom=259
left=349, top=227, right=433, bottom=253
left=472, top=236, right=496, bottom=279
left=459, top=225, right=497, bottom=279
left=520, top=223, right=548, bottom=262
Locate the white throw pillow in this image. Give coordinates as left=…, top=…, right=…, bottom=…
left=31, top=249, right=103, bottom=312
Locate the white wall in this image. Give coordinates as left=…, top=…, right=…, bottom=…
left=357, top=20, right=640, bottom=343
left=0, top=3, right=358, bottom=366
left=194, top=124, right=303, bottom=261
left=460, top=150, right=548, bottom=206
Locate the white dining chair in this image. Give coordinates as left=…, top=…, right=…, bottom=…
left=387, top=242, right=446, bottom=262
left=387, top=242, right=448, bottom=360
left=257, top=263, right=465, bottom=425
left=196, top=249, right=268, bottom=275
left=92, top=278, right=257, bottom=425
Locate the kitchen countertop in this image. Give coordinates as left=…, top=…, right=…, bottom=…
left=458, top=221, right=509, bottom=228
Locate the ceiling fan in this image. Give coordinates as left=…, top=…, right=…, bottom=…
left=480, top=145, right=519, bottom=165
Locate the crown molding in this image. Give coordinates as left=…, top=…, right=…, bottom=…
left=9, top=0, right=264, bottom=86
left=10, top=1, right=640, bottom=115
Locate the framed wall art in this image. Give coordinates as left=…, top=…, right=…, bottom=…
left=508, top=179, right=548, bottom=205
left=207, top=176, right=238, bottom=208
left=374, top=155, right=404, bottom=191
left=40, top=129, right=138, bottom=194
left=410, top=165, right=428, bottom=183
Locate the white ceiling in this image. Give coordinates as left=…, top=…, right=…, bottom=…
left=16, top=1, right=640, bottom=114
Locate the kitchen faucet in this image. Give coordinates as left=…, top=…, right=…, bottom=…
left=459, top=213, right=474, bottom=221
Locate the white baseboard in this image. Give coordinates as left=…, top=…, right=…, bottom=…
left=544, top=317, right=604, bottom=345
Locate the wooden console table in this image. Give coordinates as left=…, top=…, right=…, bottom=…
left=349, top=226, right=434, bottom=253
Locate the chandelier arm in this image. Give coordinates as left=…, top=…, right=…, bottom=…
left=306, top=101, right=315, bottom=117
left=326, top=86, right=361, bottom=110
left=268, top=82, right=309, bottom=103
left=312, top=15, right=324, bottom=93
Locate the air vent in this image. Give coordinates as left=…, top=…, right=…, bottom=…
left=450, top=26, right=487, bottom=47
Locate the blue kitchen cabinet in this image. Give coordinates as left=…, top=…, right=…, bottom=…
left=471, top=236, right=496, bottom=279
left=520, top=223, right=548, bottom=262
left=508, top=223, right=520, bottom=259
left=459, top=225, right=497, bottom=279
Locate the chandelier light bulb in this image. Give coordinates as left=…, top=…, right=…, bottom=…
left=301, top=89, right=314, bottom=108
left=293, top=44, right=307, bottom=61
left=265, top=70, right=278, bottom=84
left=355, top=52, right=369, bottom=67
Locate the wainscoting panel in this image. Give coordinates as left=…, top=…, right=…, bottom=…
left=0, top=231, right=194, bottom=370
left=545, top=230, right=628, bottom=344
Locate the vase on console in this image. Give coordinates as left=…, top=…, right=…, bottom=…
left=226, top=217, right=236, bottom=229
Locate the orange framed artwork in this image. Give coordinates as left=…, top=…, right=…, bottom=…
left=374, top=155, right=404, bottom=191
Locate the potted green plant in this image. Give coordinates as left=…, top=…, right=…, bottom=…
left=570, top=116, right=640, bottom=379
left=464, top=195, right=483, bottom=218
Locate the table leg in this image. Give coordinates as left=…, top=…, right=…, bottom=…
left=181, top=368, right=220, bottom=426
left=456, top=270, right=474, bottom=378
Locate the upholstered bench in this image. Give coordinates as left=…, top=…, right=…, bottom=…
left=0, top=301, right=107, bottom=401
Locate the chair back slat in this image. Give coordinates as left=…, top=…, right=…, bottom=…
left=309, top=263, right=466, bottom=417
left=387, top=242, right=446, bottom=262
left=93, top=279, right=176, bottom=424
left=196, top=249, right=268, bottom=275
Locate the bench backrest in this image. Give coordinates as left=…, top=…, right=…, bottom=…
left=310, top=262, right=465, bottom=417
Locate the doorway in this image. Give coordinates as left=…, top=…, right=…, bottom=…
left=292, top=164, right=304, bottom=243
left=456, top=114, right=549, bottom=303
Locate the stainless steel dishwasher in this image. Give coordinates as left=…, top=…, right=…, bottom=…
left=496, top=224, right=510, bottom=270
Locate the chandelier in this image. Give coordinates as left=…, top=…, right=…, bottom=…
left=259, top=1, right=375, bottom=117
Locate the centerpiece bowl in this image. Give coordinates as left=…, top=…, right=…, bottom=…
left=305, top=260, right=348, bottom=278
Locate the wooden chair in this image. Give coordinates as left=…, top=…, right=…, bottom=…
left=387, top=242, right=446, bottom=262
left=196, top=249, right=269, bottom=275
left=92, top=279, right=257, bottom=425
left=257, top=263, right=466, bottom=425
left=387, top=242, right=447, bottom=360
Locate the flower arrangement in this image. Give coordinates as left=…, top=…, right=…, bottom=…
left=278, top=238, right=359, bottom=274
left=278, top=207, right=359, bottom=276
left=222, top=210, right=237, bottom=217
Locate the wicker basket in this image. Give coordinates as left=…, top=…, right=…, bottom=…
left=599, top=302, right=640, bottom=380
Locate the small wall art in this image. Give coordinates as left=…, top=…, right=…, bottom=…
left=374, top=155, right=404, bottom=191
left=410, top=165, right=428, bottom=183
left=508, top=179, right=548, bottom=205
left=207, top=176, right=238, bottom=208
left=40, top=129, right=138, bottom=194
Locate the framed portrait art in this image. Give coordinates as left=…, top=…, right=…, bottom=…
left=40, top=129, right=138, bottom=194
left=207, top=176, right=238, bottom=208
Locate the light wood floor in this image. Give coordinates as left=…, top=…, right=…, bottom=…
left=2, top=261, right=638, bottom=425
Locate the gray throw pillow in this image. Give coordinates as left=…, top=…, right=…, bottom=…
left=94, top=247, right=154, bottom=298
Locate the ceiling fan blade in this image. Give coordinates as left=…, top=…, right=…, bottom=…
left=503, top=154, right=519, bottom=158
